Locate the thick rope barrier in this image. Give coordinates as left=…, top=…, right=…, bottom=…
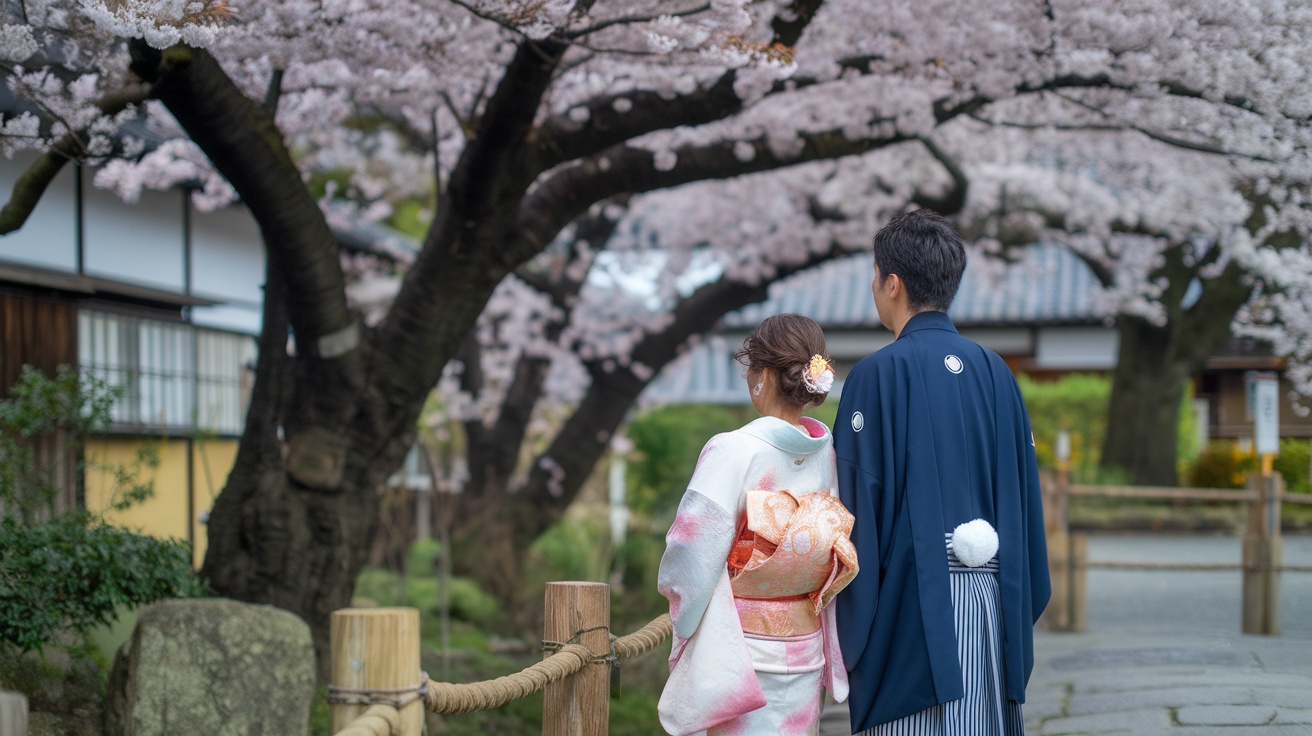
left=331, top=613, right=674, bottom=733
left=611, top=612, right=674, bottom=659
left=333, top=704, right=400, bottom=736
left=422, top=613, right=673, bottom=716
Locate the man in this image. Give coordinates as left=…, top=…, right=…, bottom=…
left=833, top=209, right=1050, bottom=734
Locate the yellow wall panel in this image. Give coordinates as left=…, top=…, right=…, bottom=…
left=84, top=437, right=192, bottom=548
left=191, top=439, right=239, bottom=568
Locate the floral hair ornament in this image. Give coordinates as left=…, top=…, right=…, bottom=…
left=802, top=354, right=834, bottom=394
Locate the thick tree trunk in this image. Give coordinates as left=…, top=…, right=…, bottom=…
left=1100, top=250, right=1256, bottom=486
left=1101, top=317, right=1191, bottom=485
left=200, top=447, right=384, bottom=679
left=142, top=38, right=569, bottom=667
left=197, top=273, right=408, bottom=678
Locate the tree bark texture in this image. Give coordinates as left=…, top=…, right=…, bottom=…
left=1100, top=247, right=1255, bottom=485
left=1101, top=316, right=1193, bottom=486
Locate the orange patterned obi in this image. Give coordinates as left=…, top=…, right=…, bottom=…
left=727, top=489, right=859, bottom=637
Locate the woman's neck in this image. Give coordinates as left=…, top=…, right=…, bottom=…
left=765, top=406, right=805, bottom=430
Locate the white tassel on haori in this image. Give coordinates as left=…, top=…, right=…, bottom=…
left=951, top=519, right=998, bottom=567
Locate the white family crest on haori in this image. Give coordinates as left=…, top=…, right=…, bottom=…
left=944, top=355, right=964, bottom=374
left=851, top=411, right=864, bottom=432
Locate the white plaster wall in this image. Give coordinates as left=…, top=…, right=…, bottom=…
left=190, top=304, right=261, bottom=335
left=190, top=205, right=264, bottom=305
left=1035, top=326, right=1119, bottom=369
left=189, top=206, right=263, bottom=334
left=82, top=184, right=185, bottom=291
left=961, top=327, right=1033, bottom=356
left=0, top=153, right=79, bottom=272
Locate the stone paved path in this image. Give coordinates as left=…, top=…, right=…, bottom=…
left=819, top=534, right=1312, bottom=735
left=819, top=630, right=1312, bottom=735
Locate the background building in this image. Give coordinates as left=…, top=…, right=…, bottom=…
left=644, top=244, right=1312, bottom=441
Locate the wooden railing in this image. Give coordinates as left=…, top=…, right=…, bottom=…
left=1044, top=469, right=1310, bottom=635
left=328, top=582, right=672, bottom=736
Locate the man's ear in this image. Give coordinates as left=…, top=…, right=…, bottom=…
left=886, top=273, right=903, bottom=299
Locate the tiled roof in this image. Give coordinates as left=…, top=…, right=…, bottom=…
left=728, top=242, right=1102, bottom=329
left=643, top=243, right=1105, bottom=405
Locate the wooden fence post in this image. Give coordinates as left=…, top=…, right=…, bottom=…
left=0, top=689, right=27, bottom=736
left=330, top=607, right=424, bottom=735
left=1069, top=532, right=1088, bottom=633
left=1243, top=471, right=1283, bottom=634
left=1043, top=466, right=1072, bottom=631
left=543, top=582, right=611, bottom=736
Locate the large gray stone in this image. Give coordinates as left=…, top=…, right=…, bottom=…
left=104, top=598, right=315, bottom=736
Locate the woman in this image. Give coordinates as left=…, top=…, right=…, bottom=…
left=657, top=313, right=858, bottom=736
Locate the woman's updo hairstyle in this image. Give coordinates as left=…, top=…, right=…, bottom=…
left=735, top=313, right=833, bottom=408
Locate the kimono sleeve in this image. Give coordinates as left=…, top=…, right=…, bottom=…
left=657, top=432, right=753, bottom=638
left=657, top=431, right=768, bottom=734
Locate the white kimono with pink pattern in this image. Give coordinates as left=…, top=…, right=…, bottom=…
left=657, top=416, right=856, bottom=736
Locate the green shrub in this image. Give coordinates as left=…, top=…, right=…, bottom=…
left=408, top=537, right=444, bottom=577
left=0, top=365, right=203, bottom=652
left=1017, top=373, right=1111, bottom=480
left=0, top=365, right=150, bottom=522
left=614, top=533, right=664, bottom=594
left=625, top=404, right=755, bottom=517
left=446, top=578, right=501, bottom=624
left=1274, top=438, right=1311, bottom=494
left=523, top=517, right=615, bottom=602
left=1187, top=441, right=1251, bottom=489
left=0, top=513, right=205, bottom=650
left=1018, top=373, right=1198, bottom=482
left=608, top=688, right=664, bottom=736
left=353, top=561, right=499, bottom=626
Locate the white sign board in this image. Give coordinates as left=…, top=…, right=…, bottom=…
left=1253, top=377, right=1280, bottom=455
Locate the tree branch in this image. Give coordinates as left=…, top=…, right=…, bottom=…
left=0, top=82, right=151, bottom=235
left=262, top=68, right=284, bottom=117
left=514, top=238, right=851, bottom=532
left=535, top=53, right=880, bottom=170
left=770, top=0, right=825, bottom=47
left=566, top=2, right=710, bottom=38
left=520, top=124, right=909, bottom=259
left=968, top=109, right=1276, bottom=163
left=370, top=34, right=574, bottom=428
left=139, top=43, right=353, bottom=350
left=912, top=135, right=968, bottom=213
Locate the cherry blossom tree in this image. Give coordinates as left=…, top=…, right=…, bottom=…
left=958, top=120, right=1310, bottom=485
left=424, top=144, right=965, bottom=603
left=3, top=0, right=1310, bottom=662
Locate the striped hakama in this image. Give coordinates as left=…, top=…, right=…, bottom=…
left=859, top=534, right=1024, bottom=736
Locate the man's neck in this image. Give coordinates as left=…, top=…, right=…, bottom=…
left=888, top=307, right=919, bottom=338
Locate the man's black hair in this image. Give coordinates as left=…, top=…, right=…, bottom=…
left=872, top=208, right=967, bottom=313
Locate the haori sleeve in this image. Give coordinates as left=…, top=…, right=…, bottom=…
left=832, top=365, right=884, bottom=664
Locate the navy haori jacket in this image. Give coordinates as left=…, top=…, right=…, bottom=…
left=833, top=311, right=1051, bottom=731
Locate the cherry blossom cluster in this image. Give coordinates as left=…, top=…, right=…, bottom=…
left=3, top=0, right=1312, bottom=407
left=77, top=0, right=234, bottom=49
